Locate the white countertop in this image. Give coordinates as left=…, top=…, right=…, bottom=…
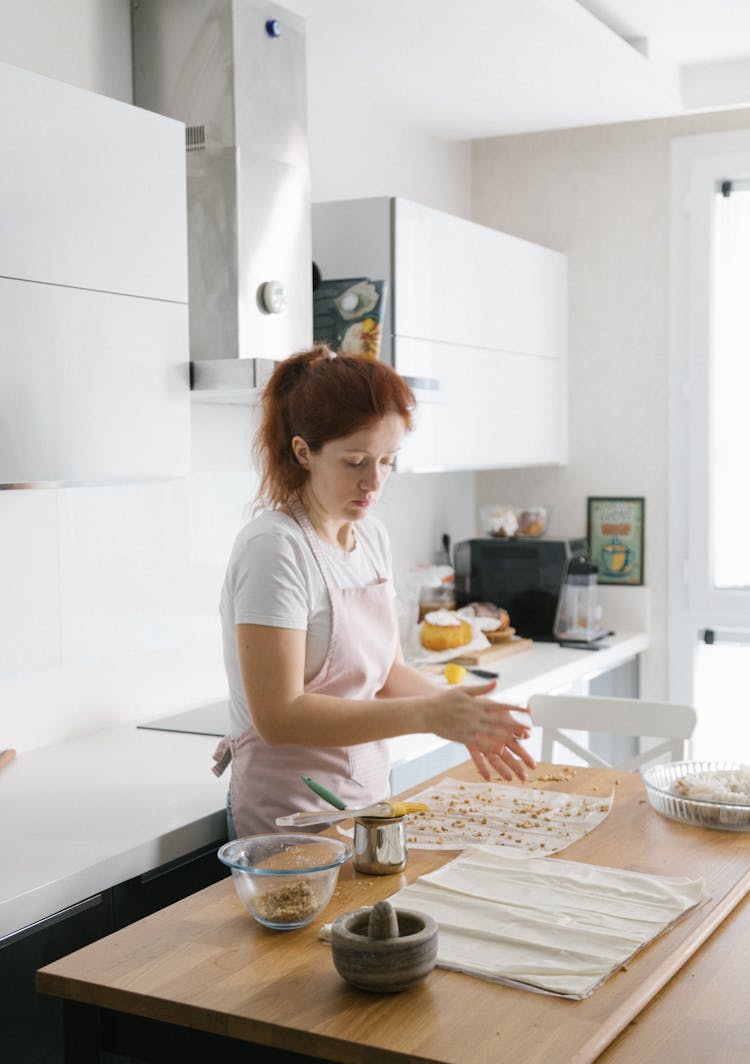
left=481, top=629, right=648, bottom=704
left=388, top=629, right=649, bottom=769
left=0, top=727, right=227, bottom=941
left=0, top=629, right=647, bottom=942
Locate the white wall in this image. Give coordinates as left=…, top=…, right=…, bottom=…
left=472, top=106, right=750, bottom=701
left=303, top=8, right=472, bottom=219
left=309, top=97, right=473, bottom=219
left=0, top=3, right=476, bottom=753
left=0, top=0, right=132, bottom=102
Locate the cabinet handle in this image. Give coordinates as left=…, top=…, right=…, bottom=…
left=139, top=841, right=224, bottom=884
left=702, top=627, right=750, bottom=646
left=401, top=375, right=441, bottom=392
left=0, top=894, right=104, bottom=949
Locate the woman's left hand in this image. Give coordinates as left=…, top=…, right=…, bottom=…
left=465, top=737, right=536, bottom=782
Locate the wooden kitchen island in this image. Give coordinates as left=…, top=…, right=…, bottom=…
left=37, top=762, right=750, bottom=1064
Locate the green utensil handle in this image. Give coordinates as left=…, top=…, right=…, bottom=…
left=301, top=775, right=348, bottom=810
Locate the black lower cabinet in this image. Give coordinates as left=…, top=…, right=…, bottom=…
left=111, top=839, right=228, bottom=930
left=0, top=892, right=113, bottom=1064
left=1, top=837, right=228, bottom=1064
left=69, top=1004, right=327, bottom=1063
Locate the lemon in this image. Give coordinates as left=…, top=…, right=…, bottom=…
left=444, top=663, right=467, bottom=685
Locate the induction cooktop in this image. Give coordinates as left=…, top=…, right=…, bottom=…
left=138, top=700, right=231, bottom=737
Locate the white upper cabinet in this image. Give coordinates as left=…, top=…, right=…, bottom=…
left=0, top=61, right=190, bottom=485
left=394, top=199, right=565, bottom=359
left=396, top=337, right=565, bottom=474
left=1, top=278, right=189, bottom=484
left=312, top=197, right=567, bottom=473
left=0, top=63, right=187, bottom=303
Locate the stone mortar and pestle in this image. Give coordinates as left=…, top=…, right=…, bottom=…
left=331, top=899, right=438, bottom=992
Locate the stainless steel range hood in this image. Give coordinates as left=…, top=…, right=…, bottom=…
left=132, top=0, right=312, bottom=397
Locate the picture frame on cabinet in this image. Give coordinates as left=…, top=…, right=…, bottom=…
left=312, top=277, right=388, bottom=359
left=587, top=496, right=645, bottom=586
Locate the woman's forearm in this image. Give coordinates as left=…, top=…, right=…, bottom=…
left=377, top=659, right=444, bottom=698
left=259, top=662, right=451, bottom=745
left=257, top=689, right=432, bottom=746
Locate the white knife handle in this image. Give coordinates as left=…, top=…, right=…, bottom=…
left=275, top=811, right=343, bottom=827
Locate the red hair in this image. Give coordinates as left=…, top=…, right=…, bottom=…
left=254, top=345, right=415, bottom=510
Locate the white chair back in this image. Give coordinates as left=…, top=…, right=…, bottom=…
left=528, top=693, right=697, bottom=772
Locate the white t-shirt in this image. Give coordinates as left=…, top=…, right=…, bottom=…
left=220, top=510, right=395, bottom=737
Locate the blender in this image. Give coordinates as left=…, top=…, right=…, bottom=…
left=554, top=554, right=603, bottom=646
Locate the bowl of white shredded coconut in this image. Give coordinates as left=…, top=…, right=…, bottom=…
left=643, top=761, right=750, bottom=831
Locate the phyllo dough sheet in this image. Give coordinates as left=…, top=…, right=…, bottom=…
left=404, top=776, right=613, bottom=855
left=388, top=847, right=706, bottom=998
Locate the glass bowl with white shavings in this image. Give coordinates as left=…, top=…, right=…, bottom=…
left=642, top=761, right=750, bottom=831
left=218, top=834, right=352, bottom=929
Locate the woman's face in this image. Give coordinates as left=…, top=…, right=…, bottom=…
left=293, top=413, right=405, bottom=522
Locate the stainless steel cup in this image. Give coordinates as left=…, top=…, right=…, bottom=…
left=353, top=815, right=407, bottom=875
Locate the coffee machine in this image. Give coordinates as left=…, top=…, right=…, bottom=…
left=454, top=537, right=588, bottom=641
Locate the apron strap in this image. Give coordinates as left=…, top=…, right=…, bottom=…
left=211, top=736, right=233, bottom=777
left=287, top=498, right=337, bottom=597
left=351, top=519, right=387, bottom=582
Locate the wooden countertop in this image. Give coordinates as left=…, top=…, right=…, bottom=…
left=599, top=890, right=750, bottom=1063
left=38, top=762, right=750, bottom=1064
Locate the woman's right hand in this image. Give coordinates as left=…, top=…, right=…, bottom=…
left=426, top=681, right=536, bottom=782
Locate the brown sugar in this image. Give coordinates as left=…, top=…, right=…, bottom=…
left=253, top=881, right=319, bottom=923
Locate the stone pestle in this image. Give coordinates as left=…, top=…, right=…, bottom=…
left=368, top=900, right=399, bottom=940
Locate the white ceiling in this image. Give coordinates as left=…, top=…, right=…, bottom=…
left=283, top=0, right=750, bottom=139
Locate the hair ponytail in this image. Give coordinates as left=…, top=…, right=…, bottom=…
left=253, top=345, right=415, bottom=511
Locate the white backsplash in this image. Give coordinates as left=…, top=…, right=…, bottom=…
left=0, top=402, right=475, bottom=753
left=0, top=488, right=62, bottom=681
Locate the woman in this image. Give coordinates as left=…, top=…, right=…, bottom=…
left=213, top=346, right=535, bottom=837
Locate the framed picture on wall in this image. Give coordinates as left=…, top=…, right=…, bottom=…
left=587, top=497, right=645, bottom=586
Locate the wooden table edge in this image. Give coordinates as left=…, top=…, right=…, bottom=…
left=576, top=866, right=750, bottom=1063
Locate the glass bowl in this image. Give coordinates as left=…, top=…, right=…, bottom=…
left=218, top=834, right=353, bottom=929
left=481, top=505, right=550, bottom=538
left=642, top=761, right=750, bottom=832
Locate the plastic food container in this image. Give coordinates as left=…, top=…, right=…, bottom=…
left=642, top=761, right=750, bottom=832
left=218, top=834, right=353, bottom=929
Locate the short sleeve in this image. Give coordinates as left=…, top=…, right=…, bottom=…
left=229, top=528, right=310, bottom=629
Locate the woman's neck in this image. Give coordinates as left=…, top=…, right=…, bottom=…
left=296, top=489, right=356, bottom=552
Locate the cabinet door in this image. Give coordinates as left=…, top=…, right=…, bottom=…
left=0, top=277, right=190, bottom=483
left=112, top=839, right=228, bottom=929
left=394, top=199, right=565, bottom=358
left=0, top=893, right=113, bottom=1064
left=0, top=61, right=187, bottom=302
left=397, top=337, right=566, bottom=473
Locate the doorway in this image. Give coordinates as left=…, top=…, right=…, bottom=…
left=669, top=130, right=750, bottom=760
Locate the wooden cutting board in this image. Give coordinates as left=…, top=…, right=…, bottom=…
left=448, top=636, right=533, bottom=666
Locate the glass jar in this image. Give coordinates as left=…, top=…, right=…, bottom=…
left=418, top=576, right=456, bottom=621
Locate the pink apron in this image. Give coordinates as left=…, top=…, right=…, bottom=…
left=212, top=499, right=398, bottom=836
